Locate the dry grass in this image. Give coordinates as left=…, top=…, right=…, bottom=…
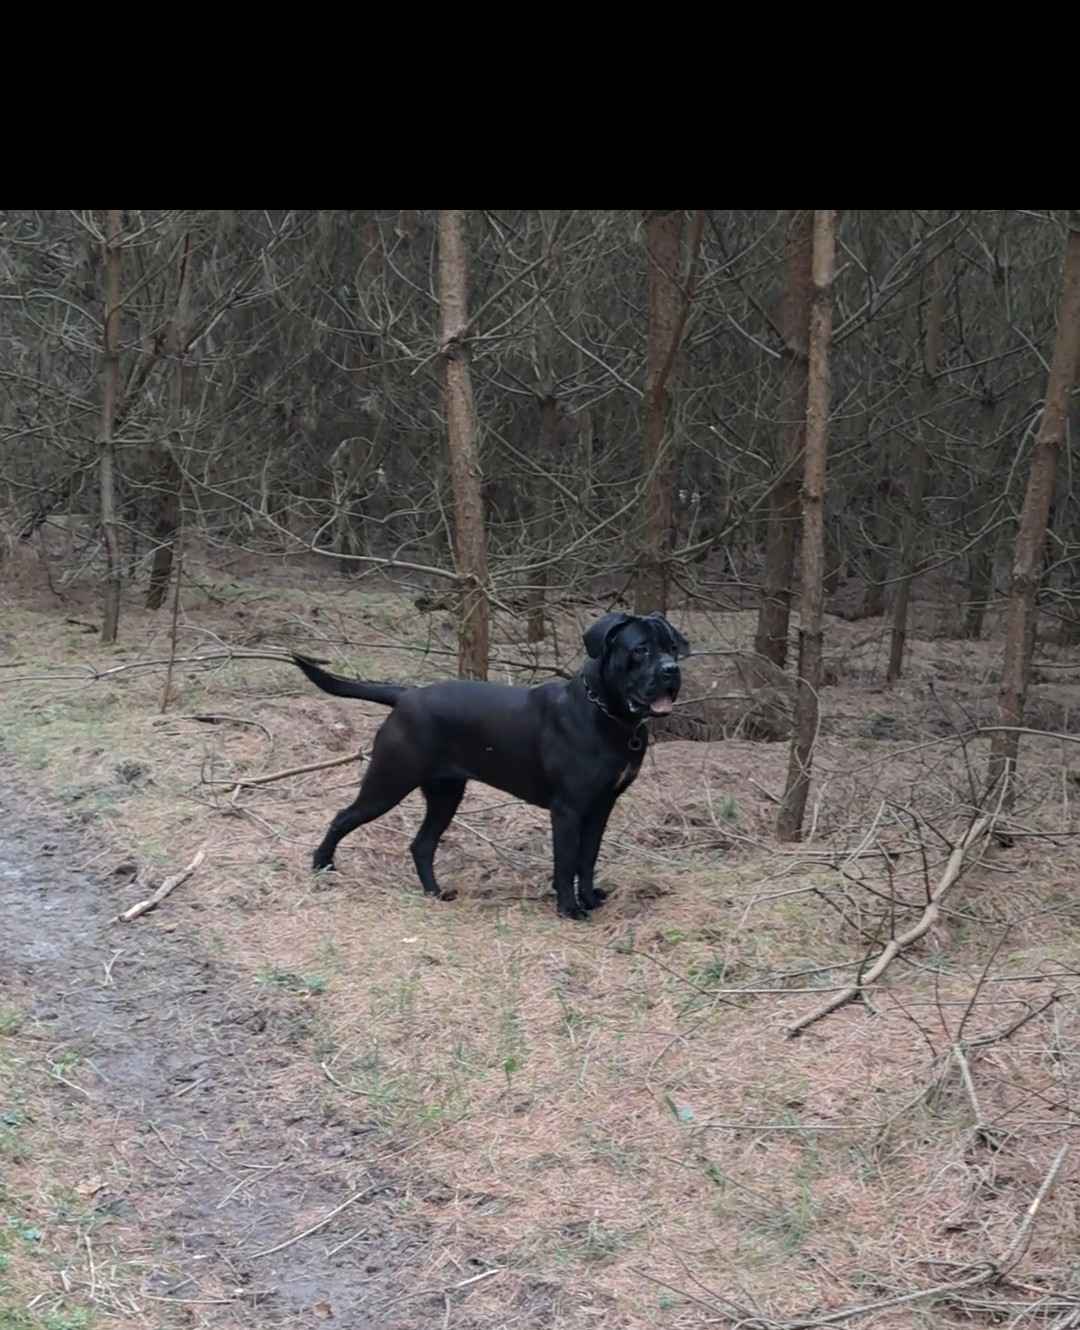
left=2, top=545, right=1080, bottom=1328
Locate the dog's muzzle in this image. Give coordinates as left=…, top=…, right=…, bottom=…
left=643, top=660, right=680, bottom=716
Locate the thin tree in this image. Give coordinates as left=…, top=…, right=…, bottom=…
left=963, top=217, right=1017, bottom=640
left=777, top=210, right=838, bottom=842
left=99, top=209, right=123, bottom=644
left=988, top=211, right=1080, bottom=796
left=634, top=209, right=703, bottom=615
left=754, top=210, right=814, bottom=667
left=146, top=231, right=193, bottom=609
left=438, top=209, right=490, bottom=680
left=887, top=234, right=948, bottom=681
left=526, top=211, right=561, bottom=643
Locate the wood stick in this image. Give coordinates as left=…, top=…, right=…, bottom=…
left=250, top=1182, right=393, bottom=1259
left=787, top=814, right=991, bottom=1038
left=113, top=848, right=206, bottom=923
left=206, top=749, right=363, bottom=789
left=156, top=712, right=274, bottom=746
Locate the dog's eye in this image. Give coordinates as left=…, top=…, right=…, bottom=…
left=632, top=645, right=647, bottom=659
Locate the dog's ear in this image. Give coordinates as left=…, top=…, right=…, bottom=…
left=648, top=613, right=692, bottom=659
left=583, top=613, right=632, bottom=659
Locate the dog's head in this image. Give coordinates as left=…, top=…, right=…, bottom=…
left=582, top=612, right=690, bottom=720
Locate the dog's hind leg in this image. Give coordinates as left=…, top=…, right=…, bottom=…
left=312, top=774, right=416, bottom=871
left=313, top=720, right=427, bottom=872
left=410, top=778, right=467, bottom=900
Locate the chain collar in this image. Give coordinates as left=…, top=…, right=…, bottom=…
left=582, top=677, right=646, bottom=751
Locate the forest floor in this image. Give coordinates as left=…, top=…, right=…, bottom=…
left=2, top=542, right=1079, bottom=1330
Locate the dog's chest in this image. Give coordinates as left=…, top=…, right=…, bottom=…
left=614, top=761, right=639, bottom=793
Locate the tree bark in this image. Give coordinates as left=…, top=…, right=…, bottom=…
left=527, top=393, right=559, bottom=642
left=634, top=210, right=703, bottom=614
left=988, top=212, right=1080, bottom=795
left=777, top=210, right=837, bottom=842
left=146, top=232, right=192, bottom=609
left=438, top=210, right=490, bottom=680
left=526, top=212, right=560, bottom=644
left=99, top=210, right=123, bottom=644
left=962, top=226, right=1019, bottom=640
left=887, top=239, right=947, bottom=681
left=755, top=210, right=814, bottom=666
left=1059, top=349, right=1080, bottom=644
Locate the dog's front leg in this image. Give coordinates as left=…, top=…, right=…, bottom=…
left=576, top=796, right=617, bottom=910
left=550, top=801, right=586, bottom=920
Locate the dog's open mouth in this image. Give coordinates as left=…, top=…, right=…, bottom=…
left=648, top=694, right=675, bottom=716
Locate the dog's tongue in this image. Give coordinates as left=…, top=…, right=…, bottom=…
left=650, top=695, right=674, bottom=715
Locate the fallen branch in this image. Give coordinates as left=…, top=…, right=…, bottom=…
left=3, top=648, right=295, bottom=687
left=321, top=1061, right=422, bottom=1105
left=635, top=1145, right=1070, bottom=1326
left=154, top=712, right=274, bottom=747
left=748, top=777, right=782, bottom=805
left=113, top=848, right=206, bottom=923
left=204, top=748, right=364, bottom=790
left=951, top=1043, right=994, bottom=1144
left=250, top=1181, right=393, bottom=1259
left=787, top=814, right=991, bottom=1038
left=999, top=1142, right=1070, bottom=1273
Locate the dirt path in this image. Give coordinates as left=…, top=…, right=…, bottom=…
left=0, top=763, right=434, bottom=1329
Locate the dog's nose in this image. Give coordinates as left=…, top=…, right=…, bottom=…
left=660, top=660, right=679, bottom=679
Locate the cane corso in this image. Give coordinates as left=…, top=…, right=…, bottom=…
left=292, top=612, right=689, bottom=919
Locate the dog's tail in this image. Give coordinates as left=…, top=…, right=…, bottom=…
left=292, top=654, right=408, bottom=708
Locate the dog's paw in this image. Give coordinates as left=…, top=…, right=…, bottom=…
left=312, top=858, right=337, bottom=874
left=437, top=888, right=458, bottom=902
left=581, top=887, right=608, bottom=909
left=558, top=902, right=590, bottom=921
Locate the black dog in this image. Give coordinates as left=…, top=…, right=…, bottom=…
left=292, top=612, right=689, bottom=919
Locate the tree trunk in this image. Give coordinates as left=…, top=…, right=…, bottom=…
left=1059, top=358, right=1080, bottom=644
left=99, top=209, right=123, bottom=644
left=860, top=483, right=890, bottom=618
left=962, top=229, right=1018, bottom=640
left=527, top=394, right=559, bottom=642
left=146, top=232, right=192, bottom=610
left=777, top=210, right=837, bottom=842
left=887, top=240, right=947, bottom=681
left=634, top=210, right=703, bottom=615
left=988, top=212, right=1080, bottom=796
left=526, top=212, right=560, bottom=644
left=438, top=210, right=490, bottom=680
left=964, top=539, right=995, bottom=639
left=755, top=210, right=814, bottom=666
left=331, top=438, right=362, bottom=576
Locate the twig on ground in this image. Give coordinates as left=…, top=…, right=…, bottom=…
left=113, top=848, right=206, bottom=923
left=637, top=1141, right=1071, bottom=1327
left=325, top=1227, right=368, bottom=1257
left=971, top=992, right=1061, bottom=1047
left=102, top=950, right=122, bottom=985
left=748, top=777, right=781, bottom=805
left=84, top=1233, right=95, bottom=1302
left=46, top=1065, right=93, bottom=1099
left=250, top=1182, right=393, bottom=1259
left=203, top=748, right=364, bottom=790
left=321, top=1061, right=423, bottom=1105
left=379, top=1267, right=504, bottom=1315
left=951, top=1043, right=991, bottom=1141
left=4, top=648, right=295, bottom=687
left=217, top=1161, right=287, bottom=1210
left=787, top=813, right=992, bottom=1038
left=155, top=712, right=274, bottom=747
left=998, top=1143, right=1070, bottom=1273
